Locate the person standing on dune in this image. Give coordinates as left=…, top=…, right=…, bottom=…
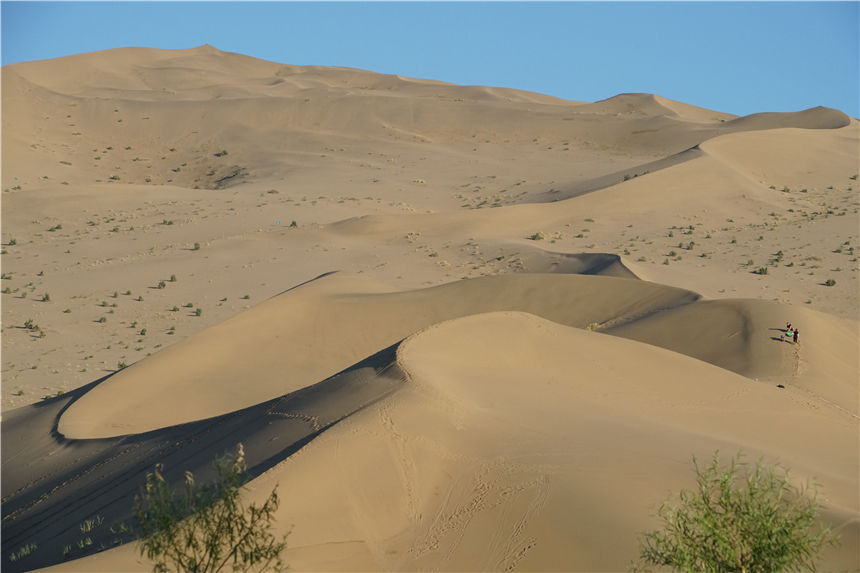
left=793, top=329, right=799, bottom=344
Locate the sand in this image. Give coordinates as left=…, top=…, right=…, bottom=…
left=1, top=46, right=858, bottom=572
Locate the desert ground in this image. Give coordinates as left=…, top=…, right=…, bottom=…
left=1, top=45, right=858, bottom=571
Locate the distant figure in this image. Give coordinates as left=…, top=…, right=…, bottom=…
left=793, top=329, right=799, bottom=344
left=786, top=322, right=792, bottom=332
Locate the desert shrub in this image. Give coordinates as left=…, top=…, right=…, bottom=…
left=633, top=451, right=837, bottom=573
left=824, top=279, right=836, bottom=287
left=135, top=444, right=288, bottom=573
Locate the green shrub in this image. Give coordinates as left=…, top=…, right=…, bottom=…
left=633, top=451, right=837, bottom=573
left=824, top=279, right=836, bottom=287
left=135, top=444, right=288, bottom=573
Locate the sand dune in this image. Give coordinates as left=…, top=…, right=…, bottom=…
left=14, top=309, right=860, bottom=572
left=235, top=312, right=858, bottom=571
left=724, top=106, right=852, bottom=131
left=58, top=272, right=700, bottom=439
left=2, top=46, right=858, bottom=572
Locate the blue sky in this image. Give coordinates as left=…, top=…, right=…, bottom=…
left=2, top=2, right=858, bottom=117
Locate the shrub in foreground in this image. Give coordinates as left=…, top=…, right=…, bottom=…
left=135, top=444, right=288, bottom=573
left=633, top=451, right=838, bottom=573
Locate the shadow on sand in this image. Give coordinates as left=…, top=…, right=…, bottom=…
left=1, top=343, right=405, bottom=571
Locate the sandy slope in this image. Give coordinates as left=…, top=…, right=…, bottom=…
left=203, top=313, right=860, bottom=571
left=35, top=310, right=860, bottom=572
left=2, top=46, right=858, bottom=572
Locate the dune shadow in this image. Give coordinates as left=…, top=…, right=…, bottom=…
left=1, top=342, right=405, bottom=571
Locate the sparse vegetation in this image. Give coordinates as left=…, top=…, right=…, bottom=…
left=633, top=451, right=838, bottom=573
left=8, top=542, right=38, bottom=563
left=79, top=515, right=104, bottom=534
left=824, top=279, right=836, bottom=287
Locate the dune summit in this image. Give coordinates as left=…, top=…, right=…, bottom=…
left=1, top=46, right=858, bottom=572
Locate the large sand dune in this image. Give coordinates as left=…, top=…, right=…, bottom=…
left=2, top=46, right=858, bottom=571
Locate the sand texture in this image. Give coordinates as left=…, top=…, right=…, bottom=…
left=2, top=46, right=858, bottom=572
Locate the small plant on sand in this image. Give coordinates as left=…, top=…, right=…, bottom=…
left=193, top=242, right=201, bottom=251
left=824, top=279, right=836, bottom=287
left=157, top=281, right=166, bottom=289
left=135, top=444, right=288, bottom=573
left=79, top=515, right=104, bottom=534
left=8, top=542, right=38, bottom=562
left=169, top=274, right=177, bottom=282
left=527, top=232, right=545, bottom=241
left=194, top=308, right=203, bottom=317
left=632, top=451, right=837, bottom=573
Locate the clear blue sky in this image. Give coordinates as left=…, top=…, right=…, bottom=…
left=2, top=1, right=858, bottom=117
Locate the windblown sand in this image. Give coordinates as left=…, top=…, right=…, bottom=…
left=1, top=46, right=858, bottom=572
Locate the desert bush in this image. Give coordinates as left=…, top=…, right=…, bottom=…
left=824, top=279, right=836, bottom=287
left=633, top=451, right=837, bottom=573
left=134, top=444, right=288, bottom=573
